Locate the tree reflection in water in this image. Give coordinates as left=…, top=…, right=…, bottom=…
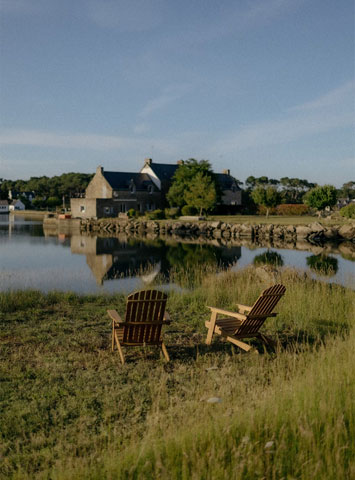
left=253, top=250, right=284, bottom=267
left=306, top=254, right=339, bottom=276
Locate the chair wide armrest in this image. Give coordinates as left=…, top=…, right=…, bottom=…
left=207, top=306, right=246, bottom=321
left=163, top=310, right=171, bottom=324
left=236, top=303, right=252, bottom=313
left=107, top=309, right=123, bottom=324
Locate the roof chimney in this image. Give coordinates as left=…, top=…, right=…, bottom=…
left=222, top=169, right=230, bottom=175
left=96, top=165, right=104, bottom=175
left=145, top=158, right=152, bottom=166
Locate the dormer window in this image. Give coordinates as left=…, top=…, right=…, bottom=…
left=129, top=179, right=136, bottom=194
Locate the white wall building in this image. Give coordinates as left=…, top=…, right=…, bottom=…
left=9, top=199, right=26, bottom=211
left=0, top=200, right=9, bottom=214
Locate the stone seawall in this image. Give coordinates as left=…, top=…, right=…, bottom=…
left=79, top=218, right=355, bottom=243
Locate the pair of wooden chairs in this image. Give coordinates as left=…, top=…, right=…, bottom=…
left=108, top=284, right=286, bottom=364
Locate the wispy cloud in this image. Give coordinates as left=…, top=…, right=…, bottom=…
left=138, top=84, right=192, bottom=118
left=211, top=80, right=355, bottom=154
left=0, top=129, right=132, bottom=150
left=290, top=80, right=355, bottom=111
left=0, top=128, right=201, bottom=159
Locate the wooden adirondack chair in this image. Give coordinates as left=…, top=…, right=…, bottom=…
left=108, top=289, right=171, bottom=364
left=205, top=284, right=286, bottom=352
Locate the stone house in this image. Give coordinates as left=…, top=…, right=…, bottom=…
left=71, top=159, right=242, bottom=219
left=71, top=166, right=161, bottom=219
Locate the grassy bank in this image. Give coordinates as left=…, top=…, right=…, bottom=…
left=208, top=214, right=350, bottom=226
left=0, top=268, right=354, bottom=479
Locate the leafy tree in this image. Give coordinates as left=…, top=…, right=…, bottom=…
left=279, top=177, right=316, bottom=203
left=303, top=185, right=337, bottom=213
left=338, top=181, right=355, bottom=199
left=46, top=196, right=62, bottom=209
left=167, top=159, right=219, bottom=209
left=184, top=172, right=217, bottom=215
left=251, top=186, right=280, bottom=217
left=245, top=176, right=257, bottom=189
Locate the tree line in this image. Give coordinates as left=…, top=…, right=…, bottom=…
left=0, top=162, right=354, bottom=214
left=165, top=160, right=354, bottom=216
left=0, top=173, right=93, bottom=208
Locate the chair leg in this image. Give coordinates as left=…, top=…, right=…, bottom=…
left=161, top=342, right=170, bottom=362
left=113, top=331, right=125, bottom=365
left=224, top=335, right=253, bottom=352
left=206, top=311, right=217, bottom=345
left=259, top=334, right=276, bottom=349
left=111, top=321, right=115, bottom=352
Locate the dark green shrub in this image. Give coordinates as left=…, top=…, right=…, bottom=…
left=127, top=208, right=137, bottom=218
left=145, top=209, right=165, bottom=220
left=339, top=204, right=355, bottom=219
left=181, top=205, right=197, bottom=216
left=164, top=207, right=180, bottom=219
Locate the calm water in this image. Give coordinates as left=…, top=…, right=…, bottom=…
left=0, top=214, right=354, bottom=293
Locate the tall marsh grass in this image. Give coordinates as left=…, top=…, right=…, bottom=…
left=0, top=267, right=354, bottom=479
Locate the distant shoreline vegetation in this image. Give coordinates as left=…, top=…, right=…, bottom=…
left=0, top=170, right=353, bottom=214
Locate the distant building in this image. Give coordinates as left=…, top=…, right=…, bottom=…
left=9, top=190, right=35, bottom=203
left=0, top=200, right=9, bottom=214
left=70, top=159, right=242, bottom=219
left=336, top=197, right=355, bottom=209
left=9, top=199, right=26, bottom=211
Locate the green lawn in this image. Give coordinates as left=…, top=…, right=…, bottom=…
left=208, top=214, right=349, bottom=226
left=1, top=267, right=354, bottom=479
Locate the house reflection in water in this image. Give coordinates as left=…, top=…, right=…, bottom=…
left=70, top=235, right=242, bottom=286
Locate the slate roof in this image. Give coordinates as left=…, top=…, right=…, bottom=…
left=215, top=173, right=241, bottom=190
left=148, top=163, right=179, bottom=181
left=103, top=172, right=157, bottom=191
left=148, top=162, right=240, bottom=191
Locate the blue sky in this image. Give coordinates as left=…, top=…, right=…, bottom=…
left=0, top=0, right=354, bottom=186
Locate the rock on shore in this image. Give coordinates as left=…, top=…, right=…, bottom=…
left=79, top=218, right=355, bottom=243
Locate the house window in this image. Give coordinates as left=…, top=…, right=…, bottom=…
left=80, top=205, right=85, bottom=212
left=130, top=185, right=136, bottom=194
left=119, top=204, right=126, bottom=213
left=104, top=206, right=113, bottom=214
left=148, top=185, right=154, bottom=194
left=113, top=191, right=119, bottom=198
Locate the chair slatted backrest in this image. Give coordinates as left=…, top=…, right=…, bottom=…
left=123, top=289, right=167, bottom=345
left=235, top=284, right=286, bottom=336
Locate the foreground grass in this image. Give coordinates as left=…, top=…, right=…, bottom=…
left=0, top=268, right=354, bottom=479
